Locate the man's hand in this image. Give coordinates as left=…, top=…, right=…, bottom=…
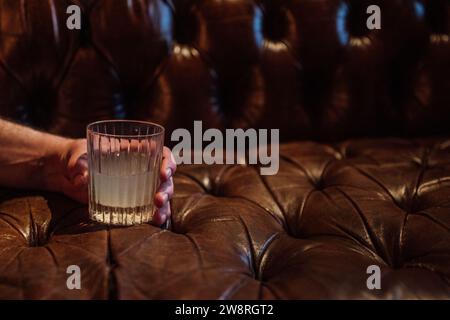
left=47, top=139, right=176, bottom=226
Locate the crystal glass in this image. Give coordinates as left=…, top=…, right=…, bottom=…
left=87, top=120, right=164, bottom=226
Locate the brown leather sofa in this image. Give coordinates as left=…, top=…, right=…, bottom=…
left=0, top=0, right=449, bottom=299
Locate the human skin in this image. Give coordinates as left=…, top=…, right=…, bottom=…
left=0, top=119, right=176, bottom=226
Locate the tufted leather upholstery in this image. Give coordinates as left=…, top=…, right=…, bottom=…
left=0, top=0, right=450, bottom=299
left=1, top=138, right=449, bottom=299
left=0, top=0, right=449, bottom=141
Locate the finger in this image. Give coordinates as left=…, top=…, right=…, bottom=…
left=120, top=138, right=157, bottom=153
left=158, top=176, right=174, bottom=195
left=75, top=154, right=88, bottom=173
left=72, top=171, right=88, bottom=188
left=152, top=201, right=171, bottom=226
left=158, top=201, right=171, bottom=218
left=152, top=212, right=166, bottom=226
left=67, top=150, right=88, bottom=173
left=155, top=177, right=174, bottom=207
left=160, top=147, right=177, bottom=181
left=155, top=192, right=168, bottom=209
left=70, top=139, right=88, bottom=159
left=69, top=155, right=88, bottom=184
left=152, top=202, right=170, bottom=226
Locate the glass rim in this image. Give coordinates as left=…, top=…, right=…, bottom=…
left=87, top=120, right=165, bottom=138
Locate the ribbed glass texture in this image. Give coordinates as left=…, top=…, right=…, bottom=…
left=87, top=120, right=164, bottom=226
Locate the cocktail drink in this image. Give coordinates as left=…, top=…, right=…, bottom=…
left=87, top=120, right=164, bottom=225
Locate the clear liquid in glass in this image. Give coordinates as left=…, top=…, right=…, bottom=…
left=89, top=150, right=160, bottom=226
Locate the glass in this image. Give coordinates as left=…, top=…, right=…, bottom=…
left=87, top=120, right=164, bottom=226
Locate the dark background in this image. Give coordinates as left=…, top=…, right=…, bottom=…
left=0, top=0, right=449, bottom=144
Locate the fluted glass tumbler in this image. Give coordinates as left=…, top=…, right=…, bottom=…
left=87, top=120, right=164, bottom=226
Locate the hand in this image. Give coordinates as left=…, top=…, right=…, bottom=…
left=49, top=139, right=176, bottom=226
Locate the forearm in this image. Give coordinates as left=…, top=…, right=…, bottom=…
left=0, top=119, right=71, bottom=190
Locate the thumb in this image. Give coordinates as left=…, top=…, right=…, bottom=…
left=70, top=154, right=88, bottom=187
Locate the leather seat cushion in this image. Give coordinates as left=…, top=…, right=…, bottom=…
left=1, top=138, right=449, bottom=299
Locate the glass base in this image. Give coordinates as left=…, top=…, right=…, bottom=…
left=89, top=203, right=154, bottom=226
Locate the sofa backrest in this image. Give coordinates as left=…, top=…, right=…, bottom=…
left=0, top=0, right=449, bottom=143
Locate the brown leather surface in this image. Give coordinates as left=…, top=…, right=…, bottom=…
left=0, top=0, right=449, bottom=299
left=0, top=0, right=449, bottom=142
left=1, top=139, right=449, bottom=299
